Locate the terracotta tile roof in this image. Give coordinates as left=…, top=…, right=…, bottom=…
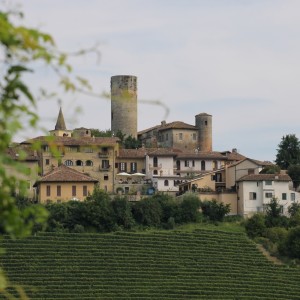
left=22, top=136, right=120, bottom=146
left=238, top=174, right=291, bottom=182
left=158, top=121, right=196, bottom=131
left=37, top=165, right=98, bottom=183
left=146, top=148, right=181, bottom=156
left=118, top=148, right=148, bottom=158
left=6, top=145, right=39, bottom=161
left=138, top=121, right=195, bottom=135
left=228, top=157, right=274, bottom=168
left=176, top=151, right=228, bottom=160
left=138, top=124, right=161, bottom=135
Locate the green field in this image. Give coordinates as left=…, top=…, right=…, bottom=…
left=1, top=229, right=300, bottom=299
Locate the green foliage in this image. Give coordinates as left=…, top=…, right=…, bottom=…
left=132, top=198, right=163, bottom=227
left=111, top=197, right=135, bottom=229
left=288, top=202, right=300, bottom=217
left=264, top=227, right=288, bottom=243
left=265, top=197, right=289, bottom=228
left=275, top=134, right=300, bottom=169
left=281, top=226, right=300, bottom=258
left=200, top=199, right=230, bottom=222
left=2, top=230, right=300, bottom=298
left=259, top=165, right=281, bottom=174
left=244, top=213, right=266, bottom=238
left=90, top=129, right=112, bottom=137
left=287, top=164, right=300, bottom=189
left=177, top=194, right=202, bottom=223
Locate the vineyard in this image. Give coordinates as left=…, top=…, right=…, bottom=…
left=1, top=230, right=300, bottom=299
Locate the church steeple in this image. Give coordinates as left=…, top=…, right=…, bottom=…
left=55, top=107, right=67, bottom=130
left=49, top=107, right=72, bottom=137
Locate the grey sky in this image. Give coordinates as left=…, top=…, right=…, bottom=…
left=9, top=0, right=300, bottom=161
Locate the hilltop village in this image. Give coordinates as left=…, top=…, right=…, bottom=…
left=8, top=75, right=300, bottom=217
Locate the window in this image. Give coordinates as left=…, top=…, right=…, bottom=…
left=248, top=169, right=255, bottom=175
left=57, top=185, right=61, bottom=197
left=192, top=160, right=195, bottom=167
left=102, top=160, right=110, bottom=169
left=166, top=133, right=168, bottom=141
left=213, top=160, right=217, bottom=170
left=205, top=121, right=207, bottom=126
left=164, top=180, right=169, bottom=186
left=45, top=159, right=50, bottom=165
left=76, top=160, right=83, bottom=166
left=185, top=160, right=189, bottom=167
left=44, top=145, right=49, bottom=152
left=201, top=160, right=205, bottom=171
left=179, top=133, right=183, bottom=140
left=153, top=156, right=158, bottom=167
left=104, top=175, right=109, bottom=181
left=72, top=186, right=76, bottom=197
left=153, top=170, right=158, bottom=175
left=282, top=193, right=287, bottom=200
left=265, top=180, right=272, bottom=185
left=192, top=133, right=196, bottom=140
left=265, top=192, right=273, bottom=198
left=84, top=147, right=93, bottom=153
left=130, top=162, right=137, bottom=173
left=46, top=185, right=51, bottom=197
left=83, top=186, right=87, bottom=197
left=119, top=162, right=127, bottom=172
left=291, top=193, right=296, bottom=201
left=249, top=192, right=257, bottom=200
left=65, top=160, right=73, bottom=166
left=86, top=160, right=93, bottom=166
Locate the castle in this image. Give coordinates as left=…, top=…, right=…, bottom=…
left=7, top=75, right=300, bottom=217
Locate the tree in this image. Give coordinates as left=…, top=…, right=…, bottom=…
left=244, top=213, right=266, bottom=238
left=287, top=164, right=300, bottom=190
left=0, top=6, right=97, bottom=295
left=265, top=197, right=289, bottom=228
left=200, top=199, right=230, bottom=222
left=275, top=134, right=300, bottom=169
left=90, top=129, right=112, bottom=137
left=259, top=165, right=281, bottom=174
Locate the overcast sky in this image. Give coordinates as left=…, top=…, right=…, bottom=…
left=6, top=0, right=300, bottom=161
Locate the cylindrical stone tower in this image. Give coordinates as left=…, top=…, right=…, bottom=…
left=111, top=75, right=137, bottom=138
left=195, top=113, right=212, bottom=152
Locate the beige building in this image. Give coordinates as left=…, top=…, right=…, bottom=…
left=34, top=165, right=98, bottom=203
left=6, top=145, right=40, bottom=200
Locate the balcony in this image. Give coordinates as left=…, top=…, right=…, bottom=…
left=149, top=163, right=162, bottom=171
left=99, top=165, right=111, bottom=171
left=98, top=152, right=109, bottom=158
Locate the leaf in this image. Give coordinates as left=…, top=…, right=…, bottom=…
left=8, top=65, right=32, bottom=74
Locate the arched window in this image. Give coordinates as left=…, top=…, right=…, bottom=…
left=164, top=180, right=169, bottom=186
left=201, top=160, right=206, bottom=171
left=65, top=160, right=73, bottom=166
left=86, top=160, right=93, bottom=166
left=76, top=160, right=83, bottom=166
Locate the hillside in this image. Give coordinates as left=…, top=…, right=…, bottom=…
left=1, top=230, right=300, bottom=299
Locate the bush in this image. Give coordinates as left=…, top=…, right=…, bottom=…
left=264, top=227, right=288, bottom=243
left=244, top=213, right=266, bottom=238
left=176, top=194, right=202, bottom=223
left=132, top=197, right=163, bottom=227
left=200, top=199, right=230, bottom=222
left=281, top=226, right=300, bottom=258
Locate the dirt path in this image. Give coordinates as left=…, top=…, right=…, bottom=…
left=256, top=244, right=283, bottom=265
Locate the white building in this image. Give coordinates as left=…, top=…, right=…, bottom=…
left=237, top=173, right=300, bottom=217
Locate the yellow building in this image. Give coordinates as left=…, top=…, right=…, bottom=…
left=34, top=165, right=98, bottom=203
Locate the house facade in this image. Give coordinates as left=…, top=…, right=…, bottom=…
left=237, top=174, right=299, bottom=217
left=34, top=165, right=98, bottom=203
